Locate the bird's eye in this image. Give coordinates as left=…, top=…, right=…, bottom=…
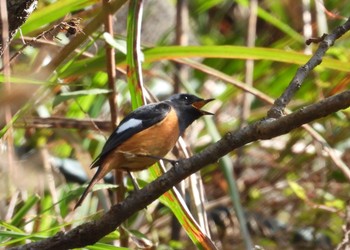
left=182, top=95, right=191, bottom=104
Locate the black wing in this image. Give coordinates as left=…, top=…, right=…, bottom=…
left=91, top=102, right=171, bottom=168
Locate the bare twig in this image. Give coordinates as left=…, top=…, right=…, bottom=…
left=336, top=201, right=350, bottom=250
left=234, top=0, right=258, bottom=248
left=241, top=0, right=258, bottom=123
left=40, top=147, right=64, bottom=227
left=174, top=0, right=212, bottom=242
left=173, top=0, right=189, bottom=93
left=39, top=0, right=127, bottom=80
left=0, top=18, right=83, bottom=72
left=103, top=3, right=117, bottom=129
left=1, top=0, right=15, bottom=205
left=10, top=90, right=350, bottom=250
left=315, top=0, right=346, bottom=20
left=16, top=117, right=112, bottom=131
left=305, top=33, right=327, bottom=45
left=267, top=17, right=350, bottom=118
left=102, top=0, right=127, bottom=246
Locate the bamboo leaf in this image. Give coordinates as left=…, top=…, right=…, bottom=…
left=126, top=0, right=144, bottom=109
left=59, top=45, right=350, bottom=78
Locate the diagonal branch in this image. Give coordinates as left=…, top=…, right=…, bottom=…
left=11, top=90, right=350, bottom=250
left=267, top=16, right=350, bottom=118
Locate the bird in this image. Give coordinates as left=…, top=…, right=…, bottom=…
left=74, top=93, right=214, bottom=209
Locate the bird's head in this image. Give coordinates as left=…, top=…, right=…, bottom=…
left=168, top=93, right=214, bottom=115
left=167, top=93, right=214, bottom=133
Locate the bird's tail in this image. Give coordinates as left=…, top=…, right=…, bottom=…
left=74, top=166, right=106, bottom=210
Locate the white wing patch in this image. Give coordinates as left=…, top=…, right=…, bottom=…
left=116, top=118, right=142, bottom=134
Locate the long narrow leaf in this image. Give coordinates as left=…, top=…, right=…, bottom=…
left=126, top=0, right=145, bottom=109
left=10, top=194, right=40, bottom=227
left=59, top=45, right=350, bottom=78
left=149, top=166, right=217, bottom=250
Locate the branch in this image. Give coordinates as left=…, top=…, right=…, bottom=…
left=16, top=117, right=112, bottom=131
left=337, top=201, right=350, bottom=250
left=11, top=90, right=350, bottom=250
left=267, top=17, right=350, bottom=118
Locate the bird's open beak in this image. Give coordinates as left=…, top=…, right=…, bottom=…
left=192, top=98, right=215, bottom=115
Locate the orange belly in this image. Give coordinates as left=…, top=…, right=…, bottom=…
left=103, top=108, right=180, bottom=171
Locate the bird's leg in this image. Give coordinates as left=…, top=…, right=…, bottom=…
left=127, top=171, right=140, bottom=191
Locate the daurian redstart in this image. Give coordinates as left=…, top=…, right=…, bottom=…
left=75, top=93, right=213, bottom=208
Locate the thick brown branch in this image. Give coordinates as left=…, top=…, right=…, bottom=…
left=11, top=90, right=350, bottom=250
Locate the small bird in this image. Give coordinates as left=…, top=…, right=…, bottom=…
left=74, top=93, right=214, bottom=209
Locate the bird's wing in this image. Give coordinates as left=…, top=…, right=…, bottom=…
left=90, top=102, right=171, bottom=168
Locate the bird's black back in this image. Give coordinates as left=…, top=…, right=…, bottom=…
left=91, top=102, right=171, bottom=168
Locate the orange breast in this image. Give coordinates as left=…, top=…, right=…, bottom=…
left=103, top=108, right=180, bottom=171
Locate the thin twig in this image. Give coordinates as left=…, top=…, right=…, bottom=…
left=241, top=0, right=257, bottom=123
left=1, top=0, right=15, bottom=204
left=102, top=0, right=127, bottom=246
left=234, top=0, right=258, bottom=248
left=267, top=17, right=350, bottom=118
left=39, top=0, right=127, bottom=80
left=305, top=33, right=327, bottom=45
left=17, top=117, right=112, bottom=131
left=40, top=147, right=65, bottom=227
left=0, top=18, right=83, bottom=72
left=173, top=0, right=189, bottom=93
left=336, top=201, right=350, bottom=250
left=174, top=0, right=212, bottom=241
left=103, top=4, right=117, bottom=129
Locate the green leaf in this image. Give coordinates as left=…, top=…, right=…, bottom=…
left=59, top=45, right=350, bottom=78
left=103, top=33, right=127, bottom=55
left=0, top=231, right=47, bottom=247
left=149, top=166, right=215, bottom=250
left=10, top=194, right=41, bottom=227
left=126, top=0, right=145, bottom=109
left=288, top=180, right=307, bottom=201
left=53, top=88, right=111, bottom=107
left=0, top=75, right=47, bottom=85
left=0, top=221, right=24, bottom=234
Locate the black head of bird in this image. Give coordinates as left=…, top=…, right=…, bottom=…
left=166, top=93, right=214, bottom=134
